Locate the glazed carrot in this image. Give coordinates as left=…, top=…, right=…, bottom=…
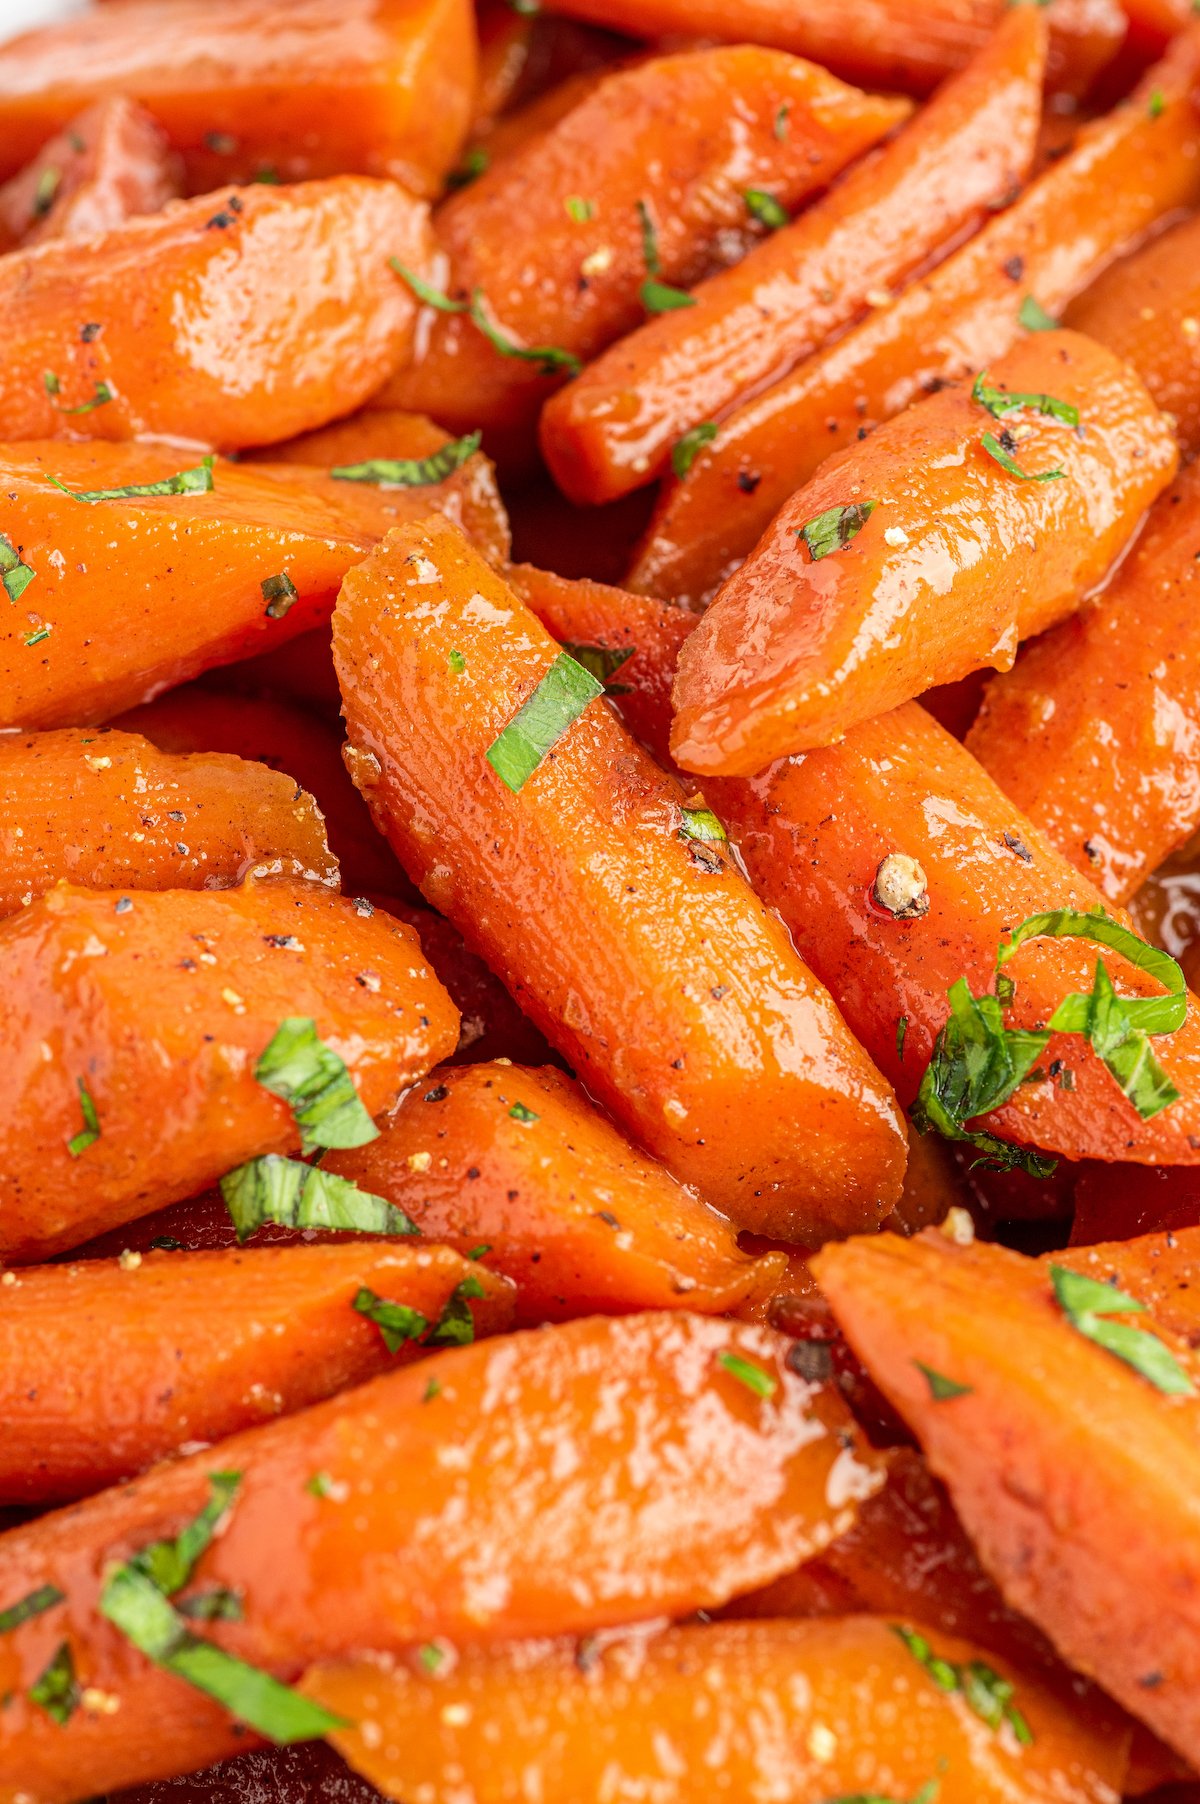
left=1067, top=211, right=1200, bottom=459
left=214, top=626, right=345, bottom=720
left=670, top=330, right=1176, bottom=775
left=0, top=1312, right=884, bottom=1798
left=0, top=179, right=432, bottom=449
left=540, top=8, right=1047, bottom=506
left=814, top=1228, right=1200, bottom=1767
left=630, top=28, right=1200, bottom=606
left=305, top=1616, right=1127, bottom=1804
left=0, top=1243, right=513, bottom=1505
left=335, top=516, right=908, bottom=1241
left=0, top=0, right=476, bottom=198
left=381, top=48, right=910, bottom=455
left=0, top=97, right=178, bottom=253
left=471, top=0, right=535, bottom=135
left=244, top=409, right=511, bottom=567
left=326, top=1061, right=787, bottom=1321
left=0, top=879, right=458, bottom=1262
left=536, top=0, right=1122, bottom=96
left=967, top=461, right=1200, bottom=904
left=0, top=727, right=337, bottom=911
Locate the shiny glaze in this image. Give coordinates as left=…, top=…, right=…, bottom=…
left=630, top=30, right=1200, bottom=606
left=334, top=516, right=908, bottom=1240
left=0, top=178, right=431, bottom=448
left=0, top=0, right=475, bottom=198
left=0, top=96, right=178, bottom=252
left=0, top=878, right=458, bottom=1260
left=671, top=331, right=1177, bottom=775
left=328, top=1059, right=787, bottom=1321
left=969, top=462, right=1200, bottom=904
left=541, top=8, right=1045, bottom=505
left=0, top=1312, right=883, bottom=1799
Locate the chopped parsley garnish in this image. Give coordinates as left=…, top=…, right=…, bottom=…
left=679, top=804, right=727, bottom=843
left=448, top=648, right=466, bottom=673
left=635, top=200, right=694, bottom=313
left=824, top=1787, right=939, bottom=1804
left=564, top=195, right=594, bottom=222
left=486, top=651, right=604, bottom=792
left=448, top=147, right=489, bottom=189
left=980, top=430, right=1064, bottom=482
left=509, top=1100, right=539, bottom=1122
left=67, top=1078, right=100, bottom=1158
left=426, top=1274, right=486, bottom=1348
left=672, top=420, right=718, bottom=478
left=44, top=374, right=113, bottom=415
left=970, top=370, right=1078, bottom=428
left=915, top=1362, right=973, bottom=1401
left=331, top=430, right=482, bottom=489
left=49, top=455, right=215, bottom=504
left=306, top=1470, right=337, bottom=1498
left=561, top=641, right=633, bottom=689
left=1050, top=1264, right=1193, bottom=1396
left=774, top=102, right=791, bottom=139
left=43, top=370, right=60, bottom=397
left=177, top=1588, right=243, bottom=1622
left=353, top=1286, right=429, bottom=1352
left=389, top=261, right=581, bottom=376
left=423, top=1375, right=442, bottom=1402
left=29, top=1642, right=78, bottom=1724
left=0, top=1584, right=64, bottom=1635
left=219, top=1155, right=415, bottom=1242
left=1148, top=87, right=1166, bottom=118
left=717, top=1349, right=778, bottom=1399
left=0, top=534, right=35, bottom=603
left=892, top=1626, right=1032, bottom=1743
left=130, top=1471, right=241, bottom=1595
left=799, top=500, right=877, bottom=560
left=896, top=1014, right=908, bottom=1061
left=389, top=260, right=465, bottom=313
left=261, top=572, right=297, bottom=618
left=1018, top=294, right=1059, bottom=332
left=33, top=165, right=61, bottom=218
left=254, top=1017, right=379, bottom=1154
left=418, top=1642, right=445, bottom=1674
left=744, top=188, right=789, bottom=230
left=23, top=625, right=51, bottom=647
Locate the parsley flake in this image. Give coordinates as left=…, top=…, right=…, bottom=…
left=893, top=1626, right=1031, bottom=1743
left=565, top=195, right=595, bottom=222
left=744, top=188, right=789, bottom=230
left=29, top=1642, right=78, bottom=1725
left=48, top=455, right=215, bottom=504
left=980, top=430, right=1064, bottom=482
left=679, top=804, right=727, bottom=844
left=486, top=651, right=604, bottom=792
left=353, top=1286, right=429, bottom=1352
left=426, top=1274, right=486, bottom=1349
left=799, top=501, right=877, bottom=560
left=0, top=1584, right=64, bottom=1635
left=254, top=1017, right=379, bottom=1154
left=970, top=371, right=1078, bottom=428
left=32, top=166, right=61, bottom=219
left=561, top=641, right=634, bottom=689
left=672, top=420, right=719, bottom=478
left=220, top=1155, right=415, bottom=1241
left=509, top=1100, right=539, bottom=1122
left=0, top=535, right=35, bottom=603
left=331, top=430, right=482, bottom=489
left=261, top=572, right=297, bottom=618
left=1050, top=1264, right=1193, bottom=1396
left=717, top=1349, right=778, bottom=1399
left=67, top=1078, right=100, bottom=1158
left=635, top=200, right=694, bottom=313
left=914, top=1362, right=973, bottom=1401
left=1018, top=294, right=1059, bottom=332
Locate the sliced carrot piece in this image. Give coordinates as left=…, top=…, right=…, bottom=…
left=0, top=0, right=476, bottom=198
left=0, top=96, right=178, bottom=252
left=0, top=1312, right=882, bottom=1798
left=334, top=515, right=908, bottom=1241
left=0, top=1243, right=513, bottom=1505
left=670, top=330, right=1176, bottom=776
left=0, top=879, right=458, bottom=1262
left=630, top=27, right=1200, bottom=606
left=0, top=178, right=432, bottom=449
left=540, top=7, right=1047, bottom=505
left=0, top=726, right=337, bottom=910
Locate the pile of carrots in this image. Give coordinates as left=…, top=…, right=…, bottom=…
left=4, top=0, right=1200, bottom=1798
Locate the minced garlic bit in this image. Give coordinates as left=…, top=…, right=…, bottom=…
left=872, top=853, right=930, bottom=920
left=406, top=1150, right=433, bottom=1173
left=940, top=1205, right=976, bottom=1247
left=118, top=1249, right=143, bottom=1271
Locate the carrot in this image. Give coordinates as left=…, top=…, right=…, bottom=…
left=813, top=1227, right=1200, bottom=1767
left=670, top=330, right=1176, bottom=776
left=379, top=48, right=910, bottom=458
left=0, top=1312, right=883, bottom=1798
left=334, top=516, right=908, bottom=1241
left=0, top=97, right=178, bottom=253
left=540, top=8, right=1047, bottom=506
left=630, top=27, right=1200, bottom=606
left=1067, top=211, right=1200, bottom=460
left=0, top=0, right=477, bottom=199
left=0, top=179, right=432, bottom=450
left=0, top=879, right=459, bottom=1263
left=1069, top=1161, right=1200, bottom=1245
left=303, top=1615, right=1128, bottom=1804
left=469, top=64, right=616, bottom=167
left=967, top=460, right=1200, bottom=904
left=326, top=1060, right=787, bottom=1321
left=471, top=0, right=536, bottom=136
left=214, top=626, right=345, bottom=721
left=0, top=726, right=337, bottom=912
left=0, top=1243, right=513, bottom=1506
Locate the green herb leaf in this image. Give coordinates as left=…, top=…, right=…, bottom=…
left=564, top=195, right=594, bottom=222
left=43, top=370, right=60, bottom=397
left=331, top=430, right=483, bottom=489
left=508, top=1101, right=539, bottom=1122
left=261, top=572, right=298, bottom=618
left=448, top=647, right=466, bottom=673
left=23, top=625, right=51, bottom=647
left=468, top=291, right=581, bottom=376
left=0, top=534, right=35, bottom=603
left=1148, top=87, right=1166, bottom=118
left=448, top=147, right=490, bottom=189
left=423, top=1375, right=442, bottom=1402
left=389, top=260, right=467, bottom=313
left=799, top=501, right=877, bottom=560
left=177, top=1588, right=243, bottom=1623
left=306, top=1470, right=337, bottom=1498
left=47, top=379, right=113, bottom=416
left=254, top=1017, right=379, bottom=1154
left=980, top=430, right=1064, bottom=482
left=0, top=1584, right=65, bottom=1635
left=1049, top=1263, right=1193, bottom=1396
left=679, top=804, right=727, bottom=843
left=915, top=1362, right=973, bottom=1401
left=1019, top=294, right=1059, bottom=331
left=561, top=641, right=634, bottom=688
left=353, top=1286, right=429, bottom=1353
left=33, top=165, right=61, bottom=218
left=774, top=102, right=791, bottom=139
left=67, top=1077, right=100, bottom=1158
left=910, top=977, right=1056, bottom=1177
left=418, top=1643, right=445, bottom=1674
left=219, top=1155, right=415, bottom=1242
left=744, top=188, right=789, bottom=230
left=29, top=1642, right=78, bottom=1724
left=672, top=420, right=719, bottom=478
left=49, top=454, right=215, bottom=504
left=641, top=278, right=696, bottom=313
left=970, top=370, right=1079, bottom=427
left=486, top=651, right=604, bottom=792
left=896, top=1014, right=908, bottom=1061
left=467, top=1243, right=491, bottom=1259
left=130, top=1472, right=242, bottom=1597
left=717, top=1349, right=778, bottom=1399
left=893, top=1626, right=1031, bottom=1743
left=426, top=1274, right=486, bottom=1349
left=636, top=198, right=661, bottom=275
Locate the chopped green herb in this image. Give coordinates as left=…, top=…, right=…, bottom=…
left=744, top=188, right=789, bottom=230
left=448, top=648, right=467, bottom=673
left=33, top=165, right=61, bottom=219
left=261, top=572, right=298, bottom=618
left=45, top=376, right=113, bottom=415
left=1018, top=294, right=1059, bottom=332
left=130, top=1472, right=242, bottom=1597
left=306, top=1470, right=337, bottom=1498
left=642, top=278, right=696, bottom=313
left=29, top=1642, right=78, bottom=1725
left=448, top=147, right=490, bottom=189
left=1049, top=1264, right=1194, bottom=1396
left=331, top=430, right=482, bottom=489
left=672, top=420, right=719, bottom=478
left=896, top=1014, right=909, bottom=1061
left=23, top=626, right=51, bottom=648
left=220, top=1155, right=415, bottom=1242
left=0, top=535, right=35, bottom=603
left=254, top=1017, right=379, bottom=1154
left=252, top=165, right=280, bottom=184
left=915, top=1362, right=973, bottom=1401
left=564, top=195, right=595, bottom=222
left=177, top=1588, right=243, bottom=1623
left=353, top=1286, right=429, bottom=1353
left=0, top=1585, right=64, bottom=1635
left=43, top=370, right=60, bottom=397
left=910, top=977, right=1058, bottom=1177
left=717, top=1349, right=778, bottom=1399
left=507, top=1100, right=539, bottom=1124
left=423, top=1375, right=442, bottom=1402
left=970, top=370, right=1079, bottom=428
left=980, top=430, right=1064, bottom=482
left=679, top=804, right=727, bottom=844
left=418, top=1643, right=445, bottom=1674
left=561, top=641, right=634, bottom=689
left=467, top=1244, right=491, bottom=1260
left=636, top=199, right=662, bottom=276
left=49, top=454, right=215, bottom=504
left=774, top=102, right=791, bottom=139
left=426, top=1274, right=487, bottom=1349
left=799, top=501, right=877, bottom=560
left=468, top=290, right=581, bottom=375
left=67, top=1078, right=100, bottom=1158
left=823, top=1789, right=939, bottom=1804
left=389, top=260, right=467, bottom=313
left=486, top=651, right=604, bottom=792
left=1148, top=87, right=1166, bottom=118
left=892, top=1626, right=1031, bottom=1743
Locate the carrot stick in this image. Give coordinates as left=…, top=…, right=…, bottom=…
left=813, top=1227, right=1200, bottom=1768
left=0, top=97, right=178, bottom=253
left=0, top=1312, right=883, bottom=1798
left=630, top=26, right=1200, bottom=606
left=0, top=879, right=459, bottom=1262
left=326, top=1060, right=787, bottom=1321
left=0, top=1243, right=513, bottom=1505
left=0, top=179, right=432, bottom=450
left=380, top=47, right=910, bottom=458
left=540, top=8, right=1047, bottom=506
left=0, top=0, right=477, bottom=198
left=0, top=727, right=338, bottom=911
left=670, top=330, right=1177, bottom=776
left=967, top=460, right=1200, bottom=903
left=303, top=1615, right=1129, bottom=1804
left=334, top=515, right=908, bottom=1241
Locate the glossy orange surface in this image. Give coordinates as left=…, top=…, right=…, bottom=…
left=671, top=330, right=1176, bottom=776
left=0, top=1312, right=884, bottom=1799
left=0, top=96, right=178, bottom=251
left=334, top=516, right=908, bottom=1241
left=0, top=879, right=458, bottom=1262
left=540, top=8, right=1046, bottom=505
